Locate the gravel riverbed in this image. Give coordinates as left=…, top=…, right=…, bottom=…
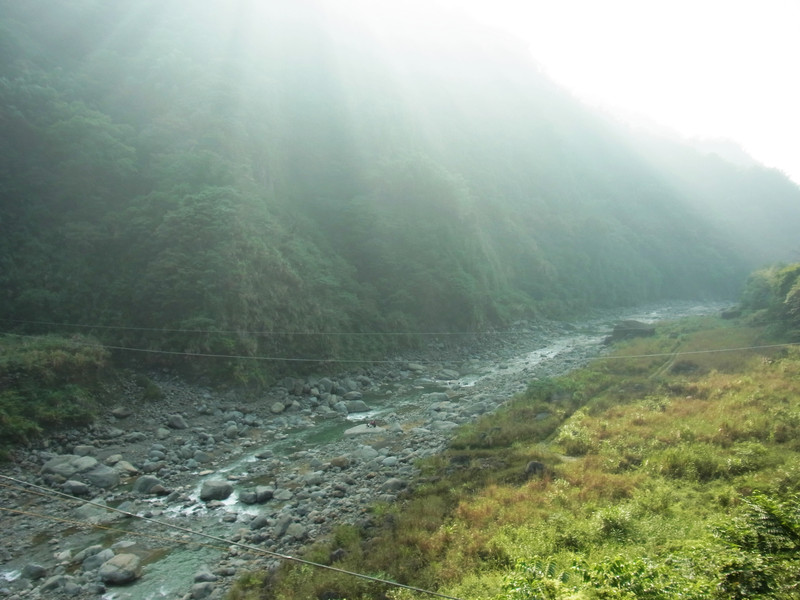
left=0, top=302, right=725, bottom=599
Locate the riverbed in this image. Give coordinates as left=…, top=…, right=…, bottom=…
left=0, top=301, right=726, bottom=599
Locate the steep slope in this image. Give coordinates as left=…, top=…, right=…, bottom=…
left=1, top=0, right=798, bottom=380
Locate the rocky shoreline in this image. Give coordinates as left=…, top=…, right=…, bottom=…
left=0, top=303, right=724, bottom=599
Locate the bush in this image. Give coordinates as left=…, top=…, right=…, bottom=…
left=0, top=335, right=109, bottom=452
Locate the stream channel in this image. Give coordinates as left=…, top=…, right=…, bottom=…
left=0, top=302, right=726, bottom=599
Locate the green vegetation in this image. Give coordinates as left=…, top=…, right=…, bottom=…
left=740, top=263, right=800, bottom=339
left=0, top=335, right=109, bottom=456
left=2, top=2, right=799, bottom=383
left=245, top=308, right=800, bottom=599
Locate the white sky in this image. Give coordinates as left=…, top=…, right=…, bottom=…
left=441, top=0, right=800, bottom=184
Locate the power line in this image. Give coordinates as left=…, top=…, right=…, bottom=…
left=0, top=317, right=532, bottom=336
left=1, top=314, right=731, bottom=337
left=595, top=342, right=800, bottom=360
left=2, top=332, right=797, bottom=365
left=0, top=332, right=412, bottom=363
left=0, top=474, right=463, bottom=600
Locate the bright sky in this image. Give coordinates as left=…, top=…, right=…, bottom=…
left=443, top=0, right=800, bottom=185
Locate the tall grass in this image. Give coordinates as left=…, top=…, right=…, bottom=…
left=238, top=318, right=800, bottom=599
left=0, top=335, right=109, bottom=454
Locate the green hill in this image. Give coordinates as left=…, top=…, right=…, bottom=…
left=2, top=1, right=799, bottom=381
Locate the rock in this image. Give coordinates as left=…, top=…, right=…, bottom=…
left=132, top=475, right=164, bottom=494
left=98, top=553, right=141, bottom=585
left=604, top=320, right=656, bottom=344
left=194, top=568, right=219, bottom=583
left=407, top=362, right=425, bottom=372
left=73, top=444, right=96, bottom=456
left=200, top=480, right=233, bottom=501
left=430, top=421, right=459, bottom=431
left=303, top=471, right=324, bottom=486
left=344, top=424, right=384, bottom=436
left=318, top=377, right=334, bottom=393
left=156, top=427, right=171, bottom=440
left=249, top=513, right=270, bottom=530
left=22, top=563, right=47, bottom=581
left=329, top=456, right=351, bottom=469
left=114, top=460, right=139, bottom=476
left=151, top=483, right=170, bottom=496
left=255, top=486, right=274, bottom=503
left=74, top=501, right=117, bottom=525
left=167, top=414, right=189, bottom=429
left=193, top=450, right=214, bottom=464
left=41, top=574, right=71, bottom=592
left=83, top=548, right=115, bottom=571
left=439, top=368, right=460, bottom=379
left=345, top=400, right=369, bottom=412
left=191, top=581, right=216, bottom=599
left=285, top=523, right=307, bottom=540
left=84, top=465, right=120, bottom=489
left=380, top=478, right=408, bottom=492
left=62, top=480, right=90, bottom=496
left=239, top=490, right=257, bottom=504
left=41, top=455, right=98, bottom=479
left=343, top=391, right=363, bottom=401
left=111, top=406, right=132, bottom=418
left=354, top=446, right=379, bottom=461
left=273, top=514, right=293, bottom=537
left=273, top=488, right=293, bottom=501
left=270, top=402, right=286, bottom=414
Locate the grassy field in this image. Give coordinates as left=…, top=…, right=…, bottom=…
left=234, top=315, right=800, bottom=599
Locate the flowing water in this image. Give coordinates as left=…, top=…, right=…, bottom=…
left=3, top=302, right=726, bottom=599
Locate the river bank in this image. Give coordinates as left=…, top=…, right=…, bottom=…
left=0, top=302, right=725, bottom=599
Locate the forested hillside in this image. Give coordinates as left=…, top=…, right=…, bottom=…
left=2, top=0, right=799, bottom=380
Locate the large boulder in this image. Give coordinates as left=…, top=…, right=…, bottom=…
left=83, top=465, right=120, bottom=489
left=132, top=475, right=164, bottom=494
left=380, top=478, right=408, bottom=492
left=62, top=480, right=90, bottom=496
left=199, top=479, right=233, bottom=501
left=83, top=548, right=115, bottom=571
left=167, top=414, right=189, bottom=429
left=41, top=455, right=98, bottom=479
left=345, top=400, right=369, bottom=413
left=98, top=553, right=141, bottom=585
left=255, top=485, right=274, bottom=503
left=604, top=320, right=656, bottom=344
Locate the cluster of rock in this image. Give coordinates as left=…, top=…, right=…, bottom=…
left=8, top=549, right=140, bottom=597
left=1, top=357, right=529, bottom=599
left=2, top=307, right=699, bottom=599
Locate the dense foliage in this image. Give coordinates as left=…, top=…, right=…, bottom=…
left=0, top=335, right=109, bottom=455
left=244, top=315, right=800, bottom=599
left=739, top=263, right=800, bottom=339
left=2, top=1, right=799, bottom=382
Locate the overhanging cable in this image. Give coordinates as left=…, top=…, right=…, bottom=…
left=0, top=316, right=530, bottom=336
left=2, top=331, right=797, bottom=364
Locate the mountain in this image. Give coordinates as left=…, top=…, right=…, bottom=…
left=1, top=0, right=799, bottom=381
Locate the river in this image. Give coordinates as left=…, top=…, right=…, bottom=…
left=0, top=301, right=727, bottom=599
